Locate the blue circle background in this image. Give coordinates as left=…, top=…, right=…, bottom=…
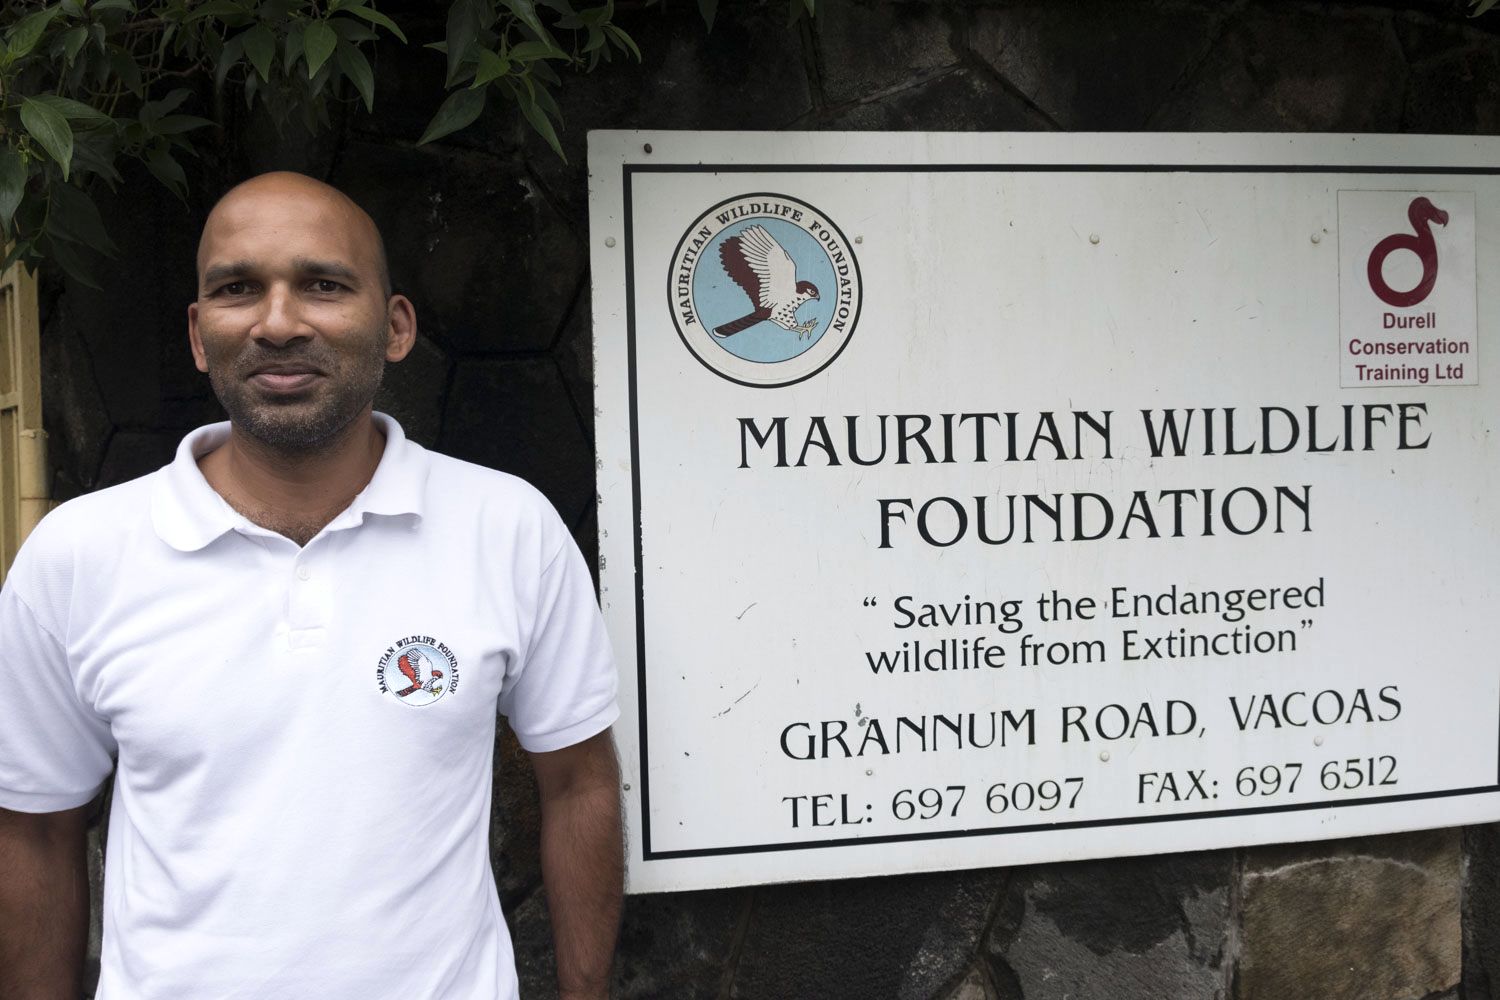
left=691, top=217, right=839, bottom=364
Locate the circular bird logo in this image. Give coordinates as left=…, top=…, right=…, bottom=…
left=375, top=639, right=460, bottom=708
left=669, top=193, right=862, bottom=388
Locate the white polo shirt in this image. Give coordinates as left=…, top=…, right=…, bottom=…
left=0, top=414, right=619, bottom=1000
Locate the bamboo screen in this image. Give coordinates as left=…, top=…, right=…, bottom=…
left=0, top=260, right=46, bottom=584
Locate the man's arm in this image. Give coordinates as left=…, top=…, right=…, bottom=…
left=0, top=803, right=92, bottom=1000
left=529, top=729, right=624, bottom=1000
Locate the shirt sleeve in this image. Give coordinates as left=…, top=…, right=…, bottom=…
left=0, top=585, right=116, bottom=812
left=498, top=534, right=620, bottom=754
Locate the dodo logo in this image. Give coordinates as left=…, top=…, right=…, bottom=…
left=1366, top=196, right=1449, bottom=308
left=669, top=193, right=862, bottom=388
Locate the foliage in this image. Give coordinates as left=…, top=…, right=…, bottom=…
left=0, top=0, right=642, bottom=285
left=1474, top=0, right=1498, bottom=17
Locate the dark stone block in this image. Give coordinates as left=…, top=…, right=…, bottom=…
left=510, top=882, right=746, bottom=1000
left=440, top=357, right=594, bottom=525
left=491, top=722, right=542, bottom=908
left=966, top=3, right=1220, bottom=129
left=377, top=333, right=450, bottom=448
left=613, top=889, right=748, bottom=999
left=554, top=281, right=594, bottom=449
left=508, top=887, right=559, bottom=1000
left=330, top=140, right=582, bottom=356
left=820, top=68, right=1038, bottom=131
left=523, top=3, right=816, bottom=225
left=817, top=0, right=960, bottom=106
left=1402, top=38, right=1500, bottom=133
left=730, top=868, right=1005, bottom=999
left=1238, top=830, right=1460, bottom=1000
left=1151, top=6, right=1409, bottom=131
left=76, top=182, right=200, bottom=431
left=1463, top=824, right=1499, bottom=999
left=572, top=501, right=599, bottom=591
left=354, top=6, right=451, bottom=148
left=95, top=431, right=179, bottom=488
left=985, top=850, right=1232, bottom=1000
left=40, top=310, right=111, bottom=494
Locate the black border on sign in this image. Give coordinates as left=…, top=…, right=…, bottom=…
left=621, top=160, right=1500, bottom=862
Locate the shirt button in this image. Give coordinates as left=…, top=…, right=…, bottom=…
left=296, top=566, right=311, bottom=581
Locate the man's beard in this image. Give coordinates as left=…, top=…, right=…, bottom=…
left=206, top=339, right=386, bottom=454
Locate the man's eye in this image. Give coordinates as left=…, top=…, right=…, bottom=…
left=313, top=279, right=343, bottom=293
left=222, top=281, right=249, bottom=295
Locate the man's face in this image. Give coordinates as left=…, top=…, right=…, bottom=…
left=188, top=179, right=407, bottom=453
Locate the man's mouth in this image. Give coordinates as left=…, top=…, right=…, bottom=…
left=247, top=364, right=324, bottom=393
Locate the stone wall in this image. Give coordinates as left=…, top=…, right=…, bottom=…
left=40, top=1, right=1499, bottom=996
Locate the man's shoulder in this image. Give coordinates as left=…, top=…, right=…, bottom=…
left=423, top=449, right=559, bottom=513
left=26, top=471, right=159, bottom=555
left=419, top=450, right=572, bottom=555
left=4, top=471, right=159, bottom=611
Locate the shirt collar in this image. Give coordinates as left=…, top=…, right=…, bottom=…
left=151, top=412, right=427, bottom=552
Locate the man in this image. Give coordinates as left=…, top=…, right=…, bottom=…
left=0, top=172, right=623, bottom=999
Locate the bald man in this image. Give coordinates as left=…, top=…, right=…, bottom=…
left=0, top=172, right=624, bottom=1000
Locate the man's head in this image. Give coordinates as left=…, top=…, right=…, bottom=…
left=188, top=171, right=415, bottom=454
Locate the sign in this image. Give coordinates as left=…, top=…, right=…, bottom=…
left=587, top=132, right=1500, bottom=894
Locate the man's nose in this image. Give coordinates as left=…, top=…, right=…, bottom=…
left=254, top=285, right=311, bottom=345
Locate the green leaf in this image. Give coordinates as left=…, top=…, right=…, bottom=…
left=444, top=0, right=479, bottom=85
left=213, top=33, right=243, bottom=87
left=39, top=233, right=100, bottom=289
left=241, top=23, right=275, bottom=81
left=0, top=240, right=36, bottom=277
left=331, top=17, right=377, bottom=43
left=29, top=94, right=113, bottom=126
left=283, top=21, right=304, bottom=68
left=498, top=0, right=550, bottom=43
left=0, top=148, right=26, bottom=235
left=333, top=40, right=375, bottom=112
left=145, top=145, right=187, bottom=198
left=417, top=86, right=485, bottom=144
left=91, top=0, right=137, bottom=11
left=472, top=47, right=510, bottom=87
left=107, top=45, right=144, bottom=94
left=516, top=87, right=564, bottom=160
left=343, top=4, right=407, bottom=43
left=47, top=181, right=116, bottom=254
left=20, top=98, right=74, bottom=181
left=696, top=0, right=716, bottom=30
left=70, top=130, right=122, bottom=186
left=801, top=0, right=815, bottom=15
left=6, top=6, right=65, bottom=59
left=185, top=0, right=248, bottom=22
left=61, top=23, right=88, bottom=62
left=304, top=19, right=336, bottom=77
left=152, top=88, right=193, bottom=117
left=509, top=40, right=565, bottom=62
left=153, top=114, right=214, bottom=134
left=1473, top=0, right=1499, bottom=14
left=604, top=23, right=639, bottom=61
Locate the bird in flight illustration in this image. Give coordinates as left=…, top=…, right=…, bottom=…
left=395, top=650, right=444, bottom=698
left=714, top=225, right=821, bottom=339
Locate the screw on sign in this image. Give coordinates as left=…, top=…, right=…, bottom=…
left=1366, top=196, right=1449, bottom=307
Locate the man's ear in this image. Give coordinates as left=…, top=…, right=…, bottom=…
left=385, top=294, right=418, bottom=362
left=187, top=303, right=209, bottom=373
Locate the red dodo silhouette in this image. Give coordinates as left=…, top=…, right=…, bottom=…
left=1366, top=196, right=1449, bottom=308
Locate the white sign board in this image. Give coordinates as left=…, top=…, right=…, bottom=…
left=587, top=132, right=1500, bottom=894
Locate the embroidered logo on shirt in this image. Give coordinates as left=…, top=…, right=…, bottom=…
left=376, top=636, right=460, bottom=707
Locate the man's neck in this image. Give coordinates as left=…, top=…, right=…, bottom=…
left=197, top=412, right=387, bottom=546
